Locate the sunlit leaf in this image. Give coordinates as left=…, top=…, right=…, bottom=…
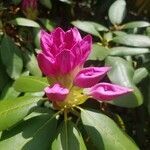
left=13, top=76, right=48, bottom=92
left=123, top=21, right=150, bottom=29
left=110, top=47, right=150, bottom=56
left=108, top=0, right=126, bottom=25
left=0, top=96, right=41, bottom=131
left=9, top=18, right=40, bottom=28
left=113, top=34, right=150, bottom=47
left=88, top=44, right=110, bottom=60
left=72, top=20, right=108, bottom=37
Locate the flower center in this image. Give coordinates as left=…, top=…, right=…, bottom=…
left=54, top=86, right=88, bottom=109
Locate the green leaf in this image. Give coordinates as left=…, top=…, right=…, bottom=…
left=113, top=31, right=127, bottom=36
left=0, top=112, right=57, bottom=150
left=33, top=28, right=41, bottom=49
left=81, top=109, right=139, bottom=150
left=88, top=44, right=110, bottom=61
left=13, top=76, right=49, bottom=92
left=0, top=35, right=23, bottom=79
left=133, top=67, right=148, bottom=84
left=108, top=0, right=126, bottom=25
left=110, top=47, right=150, bottom=56
left=0, top=82, right=20, bottom=100
left=72, top=20, right=108, bottom=37
left=0, top=95, right=41, bottom=131
left=12, top=0, right=21, bottom=5
left=113, top=34, right=150, bottom=47
left=123, top=21, right=150, bottom=29
left=0, top=62, right=10, bottom=92
left=105, top=56, right=143, bottom=107
left=39, top=0, right=52, bottom=9
left=24, top=52, right=42, bottom=77
left=59, top=0, right=72, bottom=4
left=39, top=18, right=55, bottom=31
left=52, top=121, right=86, bottom=150
left=9, top=18, right=40, bottom=28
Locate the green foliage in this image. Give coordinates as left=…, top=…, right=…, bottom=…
left=0, top=110, right=57, bottom=150
left=9, top=18, right=40, bottom=28
left=81, top=109, right=139, bottom=150
left=72, top=21, right=108, bottom=37
left=113, top=34, right=150, bottom=47
left=0, top=0, right=149, bottom=149
left=0, top=96, right=41, bottom=131
left=13, top=76, right=48, bottom=92
left=108, top=0, right=126, bottom=25
left=0, top=35, right=23, bottom=79
left=52, top=121, right=86, bottom=150
left=105, top=57, right=143, bottom=108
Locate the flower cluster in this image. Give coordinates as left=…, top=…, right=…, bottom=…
left=22, top=0, right=38, bottom=20
left=37, top=27, right=132, bottom=109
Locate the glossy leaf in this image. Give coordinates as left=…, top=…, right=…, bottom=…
left=81, top=109, right=139, bottom=150
left=0, top=112, right=57, bottom=150
left=108, top=0, right=126, bottom=25
left=59, top=0, right=72, bottom=4
left=0, top=82, right=20, bottom=100
left=0, top=35, right=23, bottom=79
left=72, top=20, right=108, bottom=37
left=123, top=21, right=150, bottom=29
left=88, top=44, right=110, bottom=60
left=113, top=31, right=127, bottom=36
left=0, top=96, right=41, bottom=131
left=110, top=47, right=150, bottom=56
left=9, top=18, right=40, bottom=28
left=113, top=34, right=150, bottom=47
left=13, top=76, right=49, bottom=92
left=24, top=52, right=42, bottom=77
left=105, top=56, right=143, bottom=107
left=133, top=68, right=148, bottom=84
left=39, top=0, right=52, bottom=9
left=52, top=121, right=86, bottom=150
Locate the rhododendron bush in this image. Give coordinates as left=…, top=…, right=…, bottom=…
left=0, top=0, right=149, bottom=150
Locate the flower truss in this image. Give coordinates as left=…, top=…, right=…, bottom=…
left=37, top=27, right=132, bottom=111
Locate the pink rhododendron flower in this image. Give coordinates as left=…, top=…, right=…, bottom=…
left=44, top=84, right=69, bottom=101
left=38, top=27, right=92, bottom=77
left=37, top=27, right=133, bottom=109
left=22, top=0, right=38, bottom=20
left=87, top=82, right=133, bottom=101
left=74, top=67, right=111, bottom=88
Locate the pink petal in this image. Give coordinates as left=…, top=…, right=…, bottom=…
left=45, top=84, right=69, bottom=101
left=74, top=67, right=111, bottom=88
left=56, top=50, right=75, bottom=74
left=40, top=30, right=61, bottom=57
left=71, top=35, right=92, bottom=66
left=51, top=27, right=65, bottom=48
left=64, top=27, right=82, bottom=49
left=37, top=53, right=57, bottom=76
left=80, top=35, right=92, bottom=63
left=88, top=82, right=133, bottom=101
